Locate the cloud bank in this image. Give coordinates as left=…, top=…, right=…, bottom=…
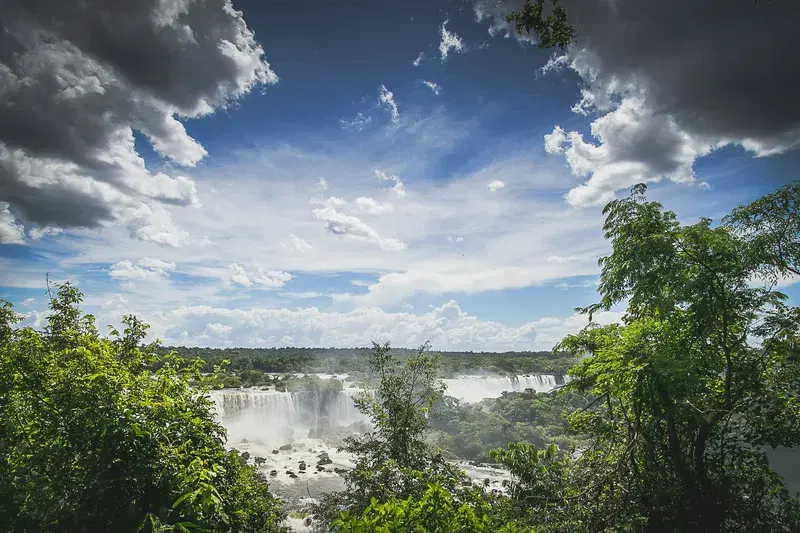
left=0, top=0, right=277, bottom=244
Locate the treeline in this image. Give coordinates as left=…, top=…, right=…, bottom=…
left=158, top=345, right=576, bottom=377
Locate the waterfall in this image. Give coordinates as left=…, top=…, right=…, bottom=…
left=441, top=374, right=561, bottom=403
left=210, top=388, right=366, bottom=427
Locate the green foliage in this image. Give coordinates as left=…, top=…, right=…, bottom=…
left=725, top=180, right=800, bottom=279
left=0, top=284, right=286, bottom=533
left=332, top=483, right=531, bottom=533
left=314, top=343, right=470, bottom=526
left=506, top=0, right=575, bottom=50
left=552, top=184, right=800, bottom=531
left=429, top=390, right=580, bottom=462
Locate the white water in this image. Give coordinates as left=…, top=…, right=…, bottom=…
left=211, top=388, right=367, bottom=449
left=441, top=374, right=561, bottom=403
left=210, top=374, right=559, bottom=530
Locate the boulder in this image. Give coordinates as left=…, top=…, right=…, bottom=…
left=240, top=451, right=251, bottom=461
left=279, top=443, right=293, bottom=451
left=298, top=462, right=307, bottom=471
left=272, top=449, right=279, bottom=454
left=270, top=470, right=278, bottom=477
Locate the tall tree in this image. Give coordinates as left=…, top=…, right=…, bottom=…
left=554, top=183, right=800, bottom=531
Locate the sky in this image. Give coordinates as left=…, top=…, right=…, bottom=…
left=1, top=0, right=799, bottom=351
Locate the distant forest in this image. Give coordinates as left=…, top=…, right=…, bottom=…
left=157, top=346, right=576, bottom=376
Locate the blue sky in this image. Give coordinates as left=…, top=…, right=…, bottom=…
left=1, top=0, right=798, bottom=350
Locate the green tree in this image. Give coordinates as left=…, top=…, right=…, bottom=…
left=314, top=342, right=468, bottom=526
left=332, top=483, right=529, bottom=533
left=506, top=0, right=575, bottom=50
left=0, top=283, right=286, bottom=533
left=552, top=183, right=800, bottom=532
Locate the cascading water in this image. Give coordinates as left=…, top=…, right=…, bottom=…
left=211, top=388, right=366, bottom=425
left=441, top=374, right=563, bottom=403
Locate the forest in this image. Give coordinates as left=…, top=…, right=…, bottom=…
left=163, top=345, right=574, bottom=382
left=1, top=180, right=798, bottom=532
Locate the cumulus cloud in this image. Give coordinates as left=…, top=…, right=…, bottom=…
left=143, top=299, right=623, bottom=350
left=475, top=0, right=800, bottom=206
left=109, top=257, right=176, bottom=284
left=311, top=205, right=407, bottom=252
left=21, top=297, right=36, bottom=306
left=439, top=20, right=465, bottom=62
left=375, top=169, right=406, bottom=198
left=227, top=263, right=291, bottom=288
left=487, top=180, right=505, bottom=192
left=422, top=81, right=441, bottom=95
left=355, top=196, right=394, bottom=215
left=0, top=0, right=276, bottom=241
left=377, top=85, right=400, bottom=122
left=0, top=202, right=24, bottom=244
left=281, top=233, right=313, bottom=253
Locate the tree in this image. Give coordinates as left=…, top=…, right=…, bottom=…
left=724, top=180, right=800, bottom=279
left=0, top=283, right=286, bottom=533
left=553, top=183, right=800, bottom=532
left=314, top=342, right=469, bottom=526
left=506, top=0, right=575, bottom=50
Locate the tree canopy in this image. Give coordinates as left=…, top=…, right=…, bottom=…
left=0, top=285, right=286, bottom=533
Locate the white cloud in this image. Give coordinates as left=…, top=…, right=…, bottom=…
left=281, top=291, right=324, bottom=299
left=139, top=299, right=623, bottom=351
left=0, top=202, right=25, bottom=244
left=227, top=263, right=291, bottom=288
left=205, top=323, right=233, bottom=337
left=138, top=257, right=177, bottom=272
left=227, top=263, right=251, bottom=286
left=0, top=0, right=276, bottom=242
left=316, top=177, right=329, bottom=191
left=422, top=81, right=441, bottom=95
left=487, top=180, right=505, bottom=192
left=21, top=297, right=36, bottom=307
left=375, top=169, right=406, bottom=198
left=378, top=85, right=400, bottom=122
left=439, top=20, right=466, bottom=62
left=27, top=108, right=610, bottom=312
left=310, top=195, right=347, bottom=209
left=28, top=226, right=63, bottom=240
left=340, top=112, right=372, bottom=131
left=109, top=258, right=175, bottom=283
left=412, top=52, right=425, bottom=67
left=311, top=205, right=407, bottom=252
left=355, top=197, right=394, bottom=215
left=281, top=234, right=314, bottom=253
left=539, top=54, right=570, bottom=76
left=546, top=96, right=714, bottom=207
